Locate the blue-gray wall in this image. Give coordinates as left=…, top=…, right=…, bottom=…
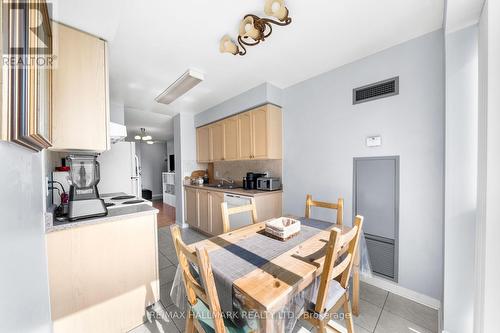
left=0, top=143, right=52, bottom=333
left=283, top=30, right=445, bottom=301
left=194, top=82, right=283, bottom=127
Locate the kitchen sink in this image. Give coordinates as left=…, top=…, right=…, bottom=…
left=206, top=184, right=242, bottom=190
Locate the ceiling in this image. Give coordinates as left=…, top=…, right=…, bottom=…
left=124, top=107, right=173, bottom=142
left=445, top=0, right=484, bottom=33
left=52, top=0, right=446, bottom=141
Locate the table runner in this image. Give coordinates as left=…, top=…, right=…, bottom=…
left=207, top=218, right=334, bottom=314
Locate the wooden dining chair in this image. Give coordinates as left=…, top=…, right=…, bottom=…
left=170, top=225, right=251, bottom=333
left=300, top=215, right=364, bottom=333
left=305, top=194, right=344, bottom=225
left=220, top=198, right=258, bottom=233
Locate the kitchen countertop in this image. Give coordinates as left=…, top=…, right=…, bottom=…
left=45, top=202, right=158, bottom=233
left=184, top=184, right=283, bottom=197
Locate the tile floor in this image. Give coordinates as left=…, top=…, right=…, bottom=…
left=128, top=226, right=439, bottom=333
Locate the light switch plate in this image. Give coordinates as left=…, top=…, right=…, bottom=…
left=366, top=136, right=382, bottom=147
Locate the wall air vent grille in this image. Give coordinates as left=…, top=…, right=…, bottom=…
left=353, top=77, right=399, bottom=105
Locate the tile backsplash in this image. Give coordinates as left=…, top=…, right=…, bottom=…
left=213, top=160, right=282, bottom=184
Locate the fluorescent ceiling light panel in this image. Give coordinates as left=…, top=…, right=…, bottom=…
left=155, top=69, right=204, bottom=105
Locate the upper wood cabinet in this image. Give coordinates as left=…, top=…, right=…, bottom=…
left=224, top=116, right=239, bottom=161
left=51, top=22, right=109, bottom=152
left=238, top=112, right=252, bottom=160
left=196, top=126, right=210, bottom=163
left=210, top=122, right=225, bottom=161
left=196, top=104, right=282, bottom=162
left=251, top=106, right=269, bottom=159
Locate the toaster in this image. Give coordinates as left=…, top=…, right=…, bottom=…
left=256, top=177, right=282, bottom=191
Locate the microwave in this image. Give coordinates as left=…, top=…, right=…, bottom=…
left=256, top=177, right=282, bottom=191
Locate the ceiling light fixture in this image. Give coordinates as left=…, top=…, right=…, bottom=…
left=147, top=141, right=154, bottom=145
left=135, top=128, right=154, bottom=142
left=220, top=0, right=292, bottom=56
left=155, top=69, right=204, bottom=105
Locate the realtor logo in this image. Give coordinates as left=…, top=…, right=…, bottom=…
left=2, top=0, right=54, bottom=68
left=4, top=1, right=52, bottom=54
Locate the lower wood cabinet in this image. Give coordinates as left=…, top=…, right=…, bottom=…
left=46, top=214, right=159, bottom=333
left=198, top=190, right=210, bottom=232
left=185, top=187, right=199, bottom=228
left=184, top=186, right=282, bottom=235
left=210, top=191, right=225, bottom=235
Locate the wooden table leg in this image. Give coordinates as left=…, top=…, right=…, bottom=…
left=352, top=247, right=360, bottom=316
left=261, top=311, right=275, bottom=333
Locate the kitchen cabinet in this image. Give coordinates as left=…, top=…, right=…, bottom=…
left=184, top=185, right=283, bottom=236
left=239, top=104, right=283, bottom=160
left=210, top=122, right=225, bottom=161
left=224, top=116, right=239, bottom=160
left=238, top=112, right=252, bottom=160
left=185, top=187, right=199, bottom=227
left=198, top=190, right=210, bottom=233
left=46, top=213, right=159, bottom=333
left=51, top=22, right=109, bottom=152
left=196, top=104, right=282, bottom=162
left=185, top=188, right=224, bottom=235
left=209, top=191, right=225, bottom=235
left=251, top=106, right=269, bottom=159
left=196, top=126, right=211, bottom=163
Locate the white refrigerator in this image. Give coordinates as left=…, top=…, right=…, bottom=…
left=97, top=142, right=142, bottom=197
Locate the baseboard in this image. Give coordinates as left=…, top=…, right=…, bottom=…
left=361, top=275, right=441, bottom=310
left=152, top=194, right=162, bottom=200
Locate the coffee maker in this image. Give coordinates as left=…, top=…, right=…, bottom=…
left=243, top=172, right=266, bottom=190
left=67, top=155, right=108, bottom=221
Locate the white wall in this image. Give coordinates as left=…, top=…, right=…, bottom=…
left=476, top=1, right=500, bottom=331
left=137, top=142, right=168, bottom=197
left=0, top=143, right=52, bottom=333
left=283, top=30, right=445, bottom=301
left=174, top=113, right=206, bottom=226
left=443, top=25, right=478, bottom=333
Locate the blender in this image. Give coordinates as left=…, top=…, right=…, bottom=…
left=67, top=155, right=108, bottom=221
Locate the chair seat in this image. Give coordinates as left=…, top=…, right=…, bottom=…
left=191, top=298, right=253, bottom=333
left=307, top=279, right=346, bottom=314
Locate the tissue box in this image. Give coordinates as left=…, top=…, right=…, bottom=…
left=265, top=217, right=301, bottom=240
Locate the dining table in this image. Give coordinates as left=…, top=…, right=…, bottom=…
left=172, top=217, right=362, bottom=332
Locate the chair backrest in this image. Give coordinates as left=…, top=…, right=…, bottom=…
left=170, top=225, right=226, bottom=333
left=220, top=198, right=258, bottom=233
left=305, top=194, right=344, bottom=225
left=314, top=215, right=364, bottom=314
